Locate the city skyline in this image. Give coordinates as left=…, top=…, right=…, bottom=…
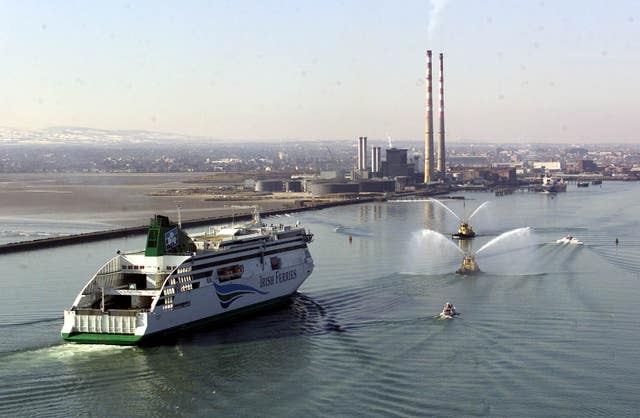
left=1, top=0, right=639, bottom=143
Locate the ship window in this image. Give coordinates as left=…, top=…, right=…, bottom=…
left=217, top=264, right=244, bottom=282
left=270, top=256, right=282, bottom=270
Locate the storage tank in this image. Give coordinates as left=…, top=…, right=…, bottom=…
left=358, top=180, right=395, bottom=193
left=308, top=182, right=359, bottom=196
left=255, top=180, right=284, bottom=192
left=284, top=180, right=303, bottom=192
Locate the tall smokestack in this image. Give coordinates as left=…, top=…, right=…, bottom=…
left=424, top=50, right=434, bottom=183
left=437, top=52, right=445, bottom=174
left=357, top=136, right=367, bottom=171
left=371, top=146, right=381, bottom=174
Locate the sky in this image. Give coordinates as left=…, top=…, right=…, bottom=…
left=1, top=0, right=639, bottom=143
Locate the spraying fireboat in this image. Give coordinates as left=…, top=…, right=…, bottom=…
left=452, top=221, right=476, bottom=239
left=456, top=255, right=480, bottom=275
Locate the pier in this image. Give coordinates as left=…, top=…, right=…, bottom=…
left=0, top=198, right=375, bottom=255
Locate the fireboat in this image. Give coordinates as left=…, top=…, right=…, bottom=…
left=452, top=221, right=476, bottom=239
left=456, top=255, right=480, bottom=275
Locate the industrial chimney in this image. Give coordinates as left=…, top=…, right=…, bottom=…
left=357, top=136, right=368, bottom=171
left=437, top=52, right=446, bottom=174
left=371, top=146, right=381, bottom=175
left=424, top=50, right=435, bottom=183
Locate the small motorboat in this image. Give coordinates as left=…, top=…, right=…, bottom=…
left=555, top=235, right=583, bottom=245
left=438, top=302, right=459, bottom=319
left=452, top=222, right=476, bottom=239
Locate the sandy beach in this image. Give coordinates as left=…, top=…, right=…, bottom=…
left=0, top=173, right=301, bottom=228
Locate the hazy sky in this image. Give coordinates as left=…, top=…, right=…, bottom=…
left=1, top=1, right=639, bottom=143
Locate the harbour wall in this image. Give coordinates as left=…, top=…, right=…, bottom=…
left=0, top=198, right=377, bottom=255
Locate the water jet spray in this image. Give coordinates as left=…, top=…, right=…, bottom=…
left=455, top=227, right=532, bottom=276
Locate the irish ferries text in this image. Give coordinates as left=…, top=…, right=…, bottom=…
left=260, top=270, right=298, bottom=288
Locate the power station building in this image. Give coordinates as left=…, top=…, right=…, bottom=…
left=382, top=147, right=414, bottom=179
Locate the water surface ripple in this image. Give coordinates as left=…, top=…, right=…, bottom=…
left=1, top=183, right=640, bottom=416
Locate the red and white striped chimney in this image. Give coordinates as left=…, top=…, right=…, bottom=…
left=437, top=52, right=446, bottom=174
left=424, top=50, right=434, bottom=183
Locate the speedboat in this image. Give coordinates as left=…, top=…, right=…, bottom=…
left=438, top=302, right=459, bottom=319
left=555, top=235, right=583, bottom=245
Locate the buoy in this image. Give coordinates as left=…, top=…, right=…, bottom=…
left=616, top=238, right=619, bottom=245
left=348, top=235, right=352, bottom=243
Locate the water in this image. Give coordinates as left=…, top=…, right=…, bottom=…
left=2, top=183, right=640, bottom=416
left=0, top=217, right=113, bottom=245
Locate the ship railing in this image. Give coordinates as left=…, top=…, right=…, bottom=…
left=70, top=309, right=144, bottom=334
left=102, top=289, right=160, bottom=297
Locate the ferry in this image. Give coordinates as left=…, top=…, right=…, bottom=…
left=61, top=209, right=314, bottom=345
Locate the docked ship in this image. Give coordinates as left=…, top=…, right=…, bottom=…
left=61, top=210, right=314, bottom=344
left=541, top=175, right=567, bottom=193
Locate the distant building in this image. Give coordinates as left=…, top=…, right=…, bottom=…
left=382, top=148, right=414, bottom=180
left=449, top=166, right=516, bottom=184
left=532, top=161, right=562, bottom=171
left=448, top=155, right=489, bottom=167
left=578, top=159, right=600, bottom=173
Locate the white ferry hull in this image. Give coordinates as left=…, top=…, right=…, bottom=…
left=62, top=213, right=315, bottom=345
left=62, top=259, right=313, bottom=344
left=144, top=260, right=313, bottom=336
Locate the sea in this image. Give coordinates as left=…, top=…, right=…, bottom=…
left=1, top=182, right=640, bottom=417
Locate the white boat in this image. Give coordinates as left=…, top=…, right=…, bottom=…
left=555, top=235, right=583, bottom=245
left=541, top=175, right=567, bottom=193
left=61, top=209, right=314, bottom=345
left=438, top=302, right=459, bottom=319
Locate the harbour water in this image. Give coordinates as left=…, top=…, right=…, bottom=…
left=1, top=182, right=640, bottom=416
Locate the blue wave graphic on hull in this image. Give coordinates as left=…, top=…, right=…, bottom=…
left=214, top=282, right=268, bottom=309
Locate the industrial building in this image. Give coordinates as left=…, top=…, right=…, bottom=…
left=382, top=148, right=414, bottom=179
